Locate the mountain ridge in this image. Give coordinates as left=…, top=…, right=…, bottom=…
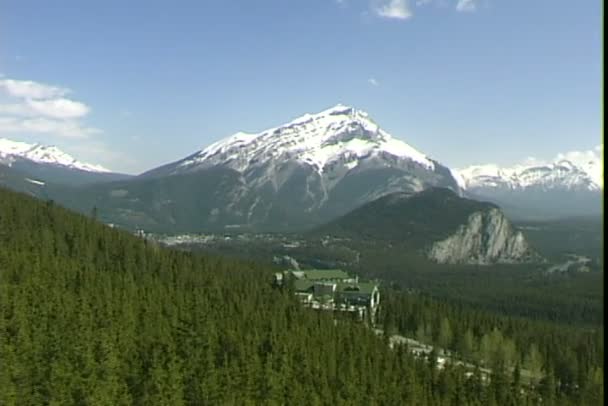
left=456, top=152, right=602, bottom=219
left=0, top=137, right=132, bottom=186
left=457, top=150, right=603, bottom=192
left=0, top=137, right=109, bottom=173
left=142, top=104, right=442, bottom=178
left=1, top=106, right=601, bottom=228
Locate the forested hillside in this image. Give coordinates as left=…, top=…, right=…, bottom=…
left=0, top=187, right=603, bottom=405
left=315, top=188, right=496, bottom=244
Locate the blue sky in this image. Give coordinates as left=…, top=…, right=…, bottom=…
left=0, top=0, right=602, bottom=174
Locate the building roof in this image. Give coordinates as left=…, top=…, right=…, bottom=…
left=287, top=268, right=378, bottom=310
left=286, top=269, right=352, bottom=281
left=337, top=282, right=378, bottom=295
left=293, top=279, right=314, bottom=292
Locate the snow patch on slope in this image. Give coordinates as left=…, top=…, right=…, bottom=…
left=25, top=178, right=45, bottom=186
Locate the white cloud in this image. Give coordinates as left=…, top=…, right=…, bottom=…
left=26, top=98, right=90, bottom=119
left=555, top=145, right=603, bottom=187
left=0, top=79, right=69, bottom=99
left=0, top=77, right=97, bottom=138
left=0, top=103, right=32, bottom=116
left=0, top=99, right=90, bottom=119
left=519, top=145, right=602, bottom=168
left=373, top=0, right=412, bottom=20
left=555, top=145, right=603, bottom=166
left=368, top=77, right=380, bottom=86
left=0, top=117, right=100, bottom=138
left=456, top=0, right=477, bottom=12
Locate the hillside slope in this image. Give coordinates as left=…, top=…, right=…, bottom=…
left=0, top=186, right=449, bottom=405
left=317, top=188, right=539, bottom=264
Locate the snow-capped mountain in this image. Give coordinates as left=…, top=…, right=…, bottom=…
left=0, top=137, right=132, bottom=187
left=134, top=104, right=461, bottom=231
left=457, top=153, right=602, bottom=219
left=173, top=104, right=436, bottom=175
left=458, top=160, right=601, bottom=192
left=0, top=137, right=109, bottom=173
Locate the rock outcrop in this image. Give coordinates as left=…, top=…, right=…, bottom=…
left=428, top=208, right=538, bottom=264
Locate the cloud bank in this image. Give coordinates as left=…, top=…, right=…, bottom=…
left=0, top=78, right=98, bottom=138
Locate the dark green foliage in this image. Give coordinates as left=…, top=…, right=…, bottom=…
left=185, top=234, right=603, bottom=326
left=0, top=187, right=474, bottom=404
left=0, top=187, right=602, bottom=404
left=378, top=289, right=604, bottom=404
left=315, top=187, right=497, bottom=245
left=360, top=252, right=604, bottom=326
left=514, top=216, right=603, bottom=264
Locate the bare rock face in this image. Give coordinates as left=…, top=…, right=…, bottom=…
left=428, top=208, right=538, bottom=264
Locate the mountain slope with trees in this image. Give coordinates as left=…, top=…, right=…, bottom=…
left=315, top=188, right=538, bottom=264
left=0, top=186, right=513, bottom=405
left=0, top=186, right=603, bottom=404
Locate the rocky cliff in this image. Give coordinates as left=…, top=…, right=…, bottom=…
left=428, top=208, right=538, bottom=264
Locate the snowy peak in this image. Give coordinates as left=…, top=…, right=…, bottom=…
left=0, top=137, right=109, bottom=173
left=458, top=153, right=602, bottom=192
left=178, top=104, right=435, bottom=174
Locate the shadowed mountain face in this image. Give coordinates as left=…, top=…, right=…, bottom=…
left=316, top=188, right=539, bottom=264
left=0, top=164, right=49, bottom=198
left=9, top=160, right=132, bottom=186
left=316, top=188, right=497, bottom=242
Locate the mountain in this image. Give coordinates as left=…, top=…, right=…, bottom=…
left=457, top=156, right=603, bottom=219
left=0, top=137, right=131, bottom=186
left=316, top=187, right=539, bottom=265
left=131, top=104, right=461, bottom=231
left=0, top=163, right=50, bottom=198
left=52, top=167, right=265, bottom=232
left=4, top=108, right=598, bottom=231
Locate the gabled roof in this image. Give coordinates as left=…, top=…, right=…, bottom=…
left=337, top=282, right=377, bottom=295
left=293, top=280, right=314, bottom=292
left=286, top=269, right=351, bottom=281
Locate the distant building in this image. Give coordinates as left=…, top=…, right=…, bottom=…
left=274, top=269, right=380, bottom=324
